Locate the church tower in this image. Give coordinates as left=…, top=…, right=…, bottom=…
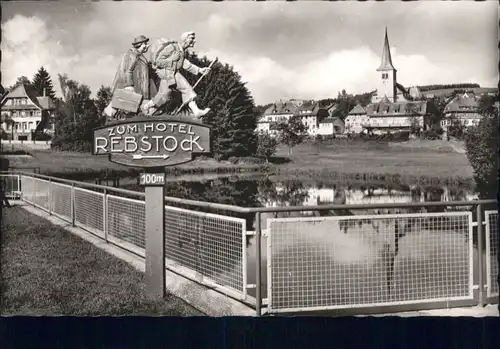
left=376, top=28, right=397, bottom=102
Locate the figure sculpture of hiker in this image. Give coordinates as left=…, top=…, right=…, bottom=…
left=143, top=31, right=212, bottom=117
left=104, top=32, right=213, bottom=121
left=104, top=35, right=157, bottom=120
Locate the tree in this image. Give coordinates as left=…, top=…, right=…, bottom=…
left=95, top=85, right=112, bottom=116
left=447, top=117, right=466, bottom=140
left=256, top=131, right=278, bottom=162
left=274, top=115, right=308, bottom=155
left=9, top=76, right=31, bottom=91
left=465, top=93, right=499, bottom=200
left=52, top=74, right=103, bottom=152
left=181, top=54, right=258, bottom=159
left=426, top=97, right=447, bottom=128
left=31, top=66, right=57, bottom=100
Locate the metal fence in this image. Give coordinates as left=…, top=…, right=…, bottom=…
left=486, top=210, right=499, bottom=299
left=266, top=212, right=474, bottom=313
left=1, top=174, right=21, bottom=198
left=1, top=172, right=498, bottom=316
left=6, top=173, right=252, bottom=304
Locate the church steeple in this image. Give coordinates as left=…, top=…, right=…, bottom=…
left=375, top=27, right=398, bottom=102
left=377, top=27, right=396, bottom=71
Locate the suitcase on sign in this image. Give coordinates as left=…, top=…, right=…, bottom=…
left=111, top=89, right=143, bottom=113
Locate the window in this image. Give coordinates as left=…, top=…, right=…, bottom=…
left=382, top=73, right=388, bottom=79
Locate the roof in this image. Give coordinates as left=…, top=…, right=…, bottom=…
left=262, top=101, right=299, bottom=116
left=396, top=83, right=407, bottom=94
left=319, top=116, right=345, bottom=125
left=0, top=83, right=50, bottom=110
left=377, top=28, right=396, bottom=71
left=444, top=92, right=480, bottom=113
left=365, top=101, right=427, bottom=116
left=380, top=95, right=391, bottom=104
left=37, top=96, right=56, bottom=110
left=348, top=104, right=366, bottom=115
left=408, top=86, right=423, bottom=99
left=263, top=99, right=327, bottom=117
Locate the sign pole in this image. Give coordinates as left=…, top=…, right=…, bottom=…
left=142, top=167, right=166, bottom=299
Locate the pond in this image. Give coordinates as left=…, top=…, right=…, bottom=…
left=99, top=173, right=483, bottom=304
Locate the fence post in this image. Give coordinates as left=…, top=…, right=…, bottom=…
left=17, top=175, right=21, bottom=199
left=71, top=183, right=75, bottom=226
left=103, top=189, right=108, bottom=242
left=477, top=204, right=485, bottom=306
left=48, top=178, right=52, bottom=215
left=255, top=212, right=262, bottom=317
left=32, top=173, right=35, bottom=206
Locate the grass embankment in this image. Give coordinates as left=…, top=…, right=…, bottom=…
left=4, top=139, right=474, bottom=183
left=273, top=140, right=474, bottom=184
left=0, top=207, right=202, bottom=316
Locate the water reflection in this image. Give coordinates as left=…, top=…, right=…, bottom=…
left=120, top=176, right=478, bottom=232
left=119, top=176, right=479, bottom=299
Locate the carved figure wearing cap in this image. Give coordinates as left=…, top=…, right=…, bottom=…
left=142, top=32, right=210, bottom=118
left=104, top=35, right=157, bottom=118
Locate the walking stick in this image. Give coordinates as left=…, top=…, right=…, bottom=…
left=173, top=57, right=218, bottom=116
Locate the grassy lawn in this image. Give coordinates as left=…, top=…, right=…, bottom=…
left=4, top=139, right=474, bottom=181
left=274, top=140, right=473, bottom=181
left=0, top=207, right=202, bottom=316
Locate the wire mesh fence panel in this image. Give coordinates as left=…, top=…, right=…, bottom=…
left=50, top=182, right=73, bottom=222
left=485, top=211, right=499, bottom=298
left=20, top=175, right=34, bottom=204
left=267, top=212, right=474, bottom=313
left=0, top=174, right=20, bottom=198
left=33, top=178, right=50, bottom=212
left=107, top=195, right=146, bottom=257
left=164, top=205, right=247, bottom=300
left=74, top=187, right=104, bottom=238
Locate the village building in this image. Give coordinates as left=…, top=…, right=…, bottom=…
left=440, top=91, right=484, bottom=130
left=344, top=105, right=368, bottom=134
left=0, top=83, right=56, bottom=141
left=257, top=99, right=339, bottom=137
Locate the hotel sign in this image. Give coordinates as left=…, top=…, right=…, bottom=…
left=92, top=116, right=211, bottom=168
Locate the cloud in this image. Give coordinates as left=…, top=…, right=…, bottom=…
left=201, top=45, right=497, bottom=104
left=1, top=1, right=497, bottom=105
left=1, top=14, right=119, bottom=96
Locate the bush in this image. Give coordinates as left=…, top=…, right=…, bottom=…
left=464, top=94, right=499, bottom=199
left=256, top=131, right=278, bottom=162
left=421, top=129, right=442, bottom=140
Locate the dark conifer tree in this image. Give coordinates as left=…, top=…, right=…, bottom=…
left=182, top=54, right=258, bottom=159
left=32, top=67, right=57, bottom=100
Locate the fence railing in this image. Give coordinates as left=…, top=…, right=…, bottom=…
left=10, top=172, right=253, bottom=305
left=1, top=171, right=498, bottom=316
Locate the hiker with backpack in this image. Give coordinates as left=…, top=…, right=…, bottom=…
left=142, top=32, right=211, bottom=117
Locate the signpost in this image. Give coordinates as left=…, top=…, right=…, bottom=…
left=93, top=115, right=211, bottom=299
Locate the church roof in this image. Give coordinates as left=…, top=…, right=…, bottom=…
left=366, top=101, right=427, bottom=116
left=377, top=28, right=396, bottom=71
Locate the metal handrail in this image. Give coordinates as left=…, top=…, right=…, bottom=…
left=2, top=170, right=496, bottom=213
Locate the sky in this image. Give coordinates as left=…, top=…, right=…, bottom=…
left=1, top=1, right=498, bottom=105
